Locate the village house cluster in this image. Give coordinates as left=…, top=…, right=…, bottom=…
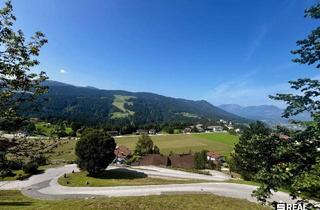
left=183, top=119, right=241, bottom=134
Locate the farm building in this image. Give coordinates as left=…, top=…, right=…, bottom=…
left=207, top=151, right=224, bottom=163
left=131, top=153, right=195, bottom=169
left=183, top=127, right=192, bottom=134
left=206, top=126, right=224, bottom=132
left=168, top=154, right=195, bottom=169
left=148, top=129, right=157, bottom=135
left=114, top=145, right=132, bottom=164
left=136, top=129, right=148, bottom=135
left=106, top=131, right=119, bottom=136
left=131, top=154, right=169, bottom=166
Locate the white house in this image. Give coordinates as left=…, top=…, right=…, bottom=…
left=207, top=126, right=223, bottom=132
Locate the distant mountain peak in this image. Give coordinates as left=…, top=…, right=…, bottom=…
left=85, top=86, right=99, bottom=90
left=219, top=103, right=310, bottom=124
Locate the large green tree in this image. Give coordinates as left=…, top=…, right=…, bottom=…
left=75, top=129, right=116, bottom=176
left=0, top=1, right=48, bottom=176
left=250, top=2, right=320, bottom=207
left=0, top=1, right=48, bottom=119
left=232, top=122, right=274, bottom=181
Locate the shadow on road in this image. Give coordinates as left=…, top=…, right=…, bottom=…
left=0, top=201, right=33, bottom=206
left=89, top=168, right=147, bottom=179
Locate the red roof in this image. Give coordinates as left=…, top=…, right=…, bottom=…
left=207, top=151, right=221, bottom=159
left=114, top=145, right=132, bottom=158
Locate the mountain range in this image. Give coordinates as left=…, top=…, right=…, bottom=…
left=24, top=81, right=247, bottom=126
left=218, top=104, right=311, bottom=124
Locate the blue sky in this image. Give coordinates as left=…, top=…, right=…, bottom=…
left=8, top=0, right=319, bottom=107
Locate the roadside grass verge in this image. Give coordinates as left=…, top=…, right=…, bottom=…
left=58, top=169, right=207, bottom=187
left=0, top=170, right=29, bottom=181
left=0, top=169, right=44, bottom=181
left=0, top=190, right=270, bottom=210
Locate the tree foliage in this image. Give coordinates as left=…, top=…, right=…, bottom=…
left=194, top=150, right=208, bottom=169
left=232, top=122, right=274, bottom=180
left=134, top=134, right=160, bottom=156
left=234, top=3, right=320, bottom=206
left=270, top=3, right=320, bottom=119
left=75, top=129, right=116, bottom=176
left=0, top=1, right=48, bottom=119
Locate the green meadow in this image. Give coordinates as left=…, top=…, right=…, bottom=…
left=0, top=190, right=269, bottom=210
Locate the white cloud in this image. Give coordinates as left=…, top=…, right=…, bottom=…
left=206, top=73, right=292, bottom=107
left=60, top=69, right=67, bottom=74
left=243, top=26, right=268, bottom=63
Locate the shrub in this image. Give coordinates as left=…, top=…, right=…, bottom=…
left=153, top=145, right=160, bottom=154
left=194, top=150, right=208, bottom=169
left=7, top=161, right=22, bottom=170
left=126, top=155, right=140, bottom=165
left=22, top=162, right=38, bottom=174
left=32, top=154, right=47, bottom=166
left=0, top=168, right=14, bottom=178
left=208, top=160, right=222, bottom=171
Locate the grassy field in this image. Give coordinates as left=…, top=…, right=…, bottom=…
left=193, top=133, right=239, bottom=146
left=0, top=190, right=269, bottom=210
left=45, top=133, right=238, bottom=165
left=58, top=169, right=207, bottom=187
left=116, top=133, right=238, bottom=156
left=47, top=139, right=77, bottom=164
left=35, top=122, right=73, bottom=136
left=178, top=112, right=200, bottom=118
left=0, top=170, right=33, bottom=181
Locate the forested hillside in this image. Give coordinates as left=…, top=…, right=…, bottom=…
left=23, top=81, right=246, bottom=126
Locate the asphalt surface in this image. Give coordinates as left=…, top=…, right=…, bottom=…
left=0, top=164, right=298, bottom=204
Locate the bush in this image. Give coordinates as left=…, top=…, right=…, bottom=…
left=22, top=162, right=38, bottom=174
left=126, top=155, right=140, bottom=165
left=153, top=145, right=160, bottom=154
left=194, top=150, right=208, bottom=169
left=32, top=154, right=47, bottom=166
left=0, top=168, right=14, bottom=178
left=208, top=160, right=222, bottom=171
left=16, top=172, right=30, bottom=180
left=75, top=129, right=116, bottom=176
left=7, top=161, right=22, bottom=170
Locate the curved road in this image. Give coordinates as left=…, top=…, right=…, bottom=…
left=0, top=164, right=296, bottom=204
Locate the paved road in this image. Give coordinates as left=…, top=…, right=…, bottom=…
left=0, top=164, right=297, bottom=204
